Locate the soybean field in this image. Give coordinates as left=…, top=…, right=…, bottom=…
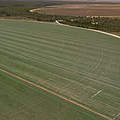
left=0, top=20, right=120, bottom=120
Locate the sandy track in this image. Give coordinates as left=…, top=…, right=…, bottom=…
left=56, top=20, right=120, bottom=39
left=0, top=67, right=112, bottom=120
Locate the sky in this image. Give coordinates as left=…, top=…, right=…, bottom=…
left=1, top=0, right=120, bottom=2
left=60, top=0, right=120, bottom=1
left=44, top=0, right=120, bottom=1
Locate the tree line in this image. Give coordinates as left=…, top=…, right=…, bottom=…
left=0, top=1, right=120, bottom=33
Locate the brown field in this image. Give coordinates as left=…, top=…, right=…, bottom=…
left=31, top=4, right=120, bottom=16
left=111, top=32, right=120, bottom=36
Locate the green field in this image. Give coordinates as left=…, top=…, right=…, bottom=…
left=0, top=20, right=120, bottom=120
left=0, top=69, right=106, bottom=120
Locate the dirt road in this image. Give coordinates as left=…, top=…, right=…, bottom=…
left=0, top=67, right=112, bottom=120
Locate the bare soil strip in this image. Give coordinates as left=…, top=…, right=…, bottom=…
left=91, top=90, right=103, bottom=98
left=0, top=67, right=112, bottom=120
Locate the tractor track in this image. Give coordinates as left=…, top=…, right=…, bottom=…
left=0, top=67, right=112, bottom=120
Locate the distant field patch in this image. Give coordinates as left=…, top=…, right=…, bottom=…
left=31, top=4, right=120, bottom=16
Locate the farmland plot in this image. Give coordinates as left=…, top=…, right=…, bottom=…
left=0, top=70, right=108, bottom=120
left=0, top=20, right=120, bottom=119
left=31, top=4, right=120, bottom=16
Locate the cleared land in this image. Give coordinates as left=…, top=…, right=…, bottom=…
left=0, top=20, right=120, bottom=119
left=31, top=4, right=120, bottom=16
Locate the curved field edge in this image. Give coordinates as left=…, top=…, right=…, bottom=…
left=0, top=19, right=120, bottom=39
left=1, top=19, right=120, bottom=39
left=55, top=20, right=120, bottom=39
left=0, top=20, right=120, bottom=119
left=0, top=70, right=106, bottom=120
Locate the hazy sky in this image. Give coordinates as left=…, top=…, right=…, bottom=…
left=68, top=0, right=120, bottom=2
left=58, top=0, right=120, bottom=1
left=50, top=0, right=120, bottom=2
left=1, top=0, right=120, bottom=1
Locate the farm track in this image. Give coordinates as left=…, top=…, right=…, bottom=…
left=0, top=67, right=112, bottom=120
left=56, top=20, right=120, bottom=39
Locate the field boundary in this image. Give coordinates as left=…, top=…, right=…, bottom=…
left=0, top=18, right=120, bottom=38
left=56, top=20, right=120, bottom=39
left=0, top=67, right=112, bottom=120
